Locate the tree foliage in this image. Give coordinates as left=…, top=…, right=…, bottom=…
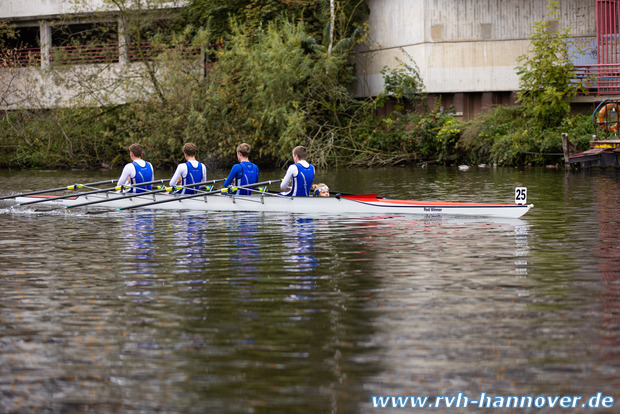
left=0, top=0, right=371, bottom=168
left=0, top=0, right=593, bottom=170
left=184, top=0, right=367, bottom=46
left=0, top=21, right=17, bottom=50
left=377, top=50, right=425, bottom=112
left=515, top=0, right=586, bottom=128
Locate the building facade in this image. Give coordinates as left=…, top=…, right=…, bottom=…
left=352, top=0, right=601, bottom=119
left=0, top=0, right=615, bottom=119
left=0, top=0, right=190, bottom=109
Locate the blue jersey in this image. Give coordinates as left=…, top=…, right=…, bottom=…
left=224, top=161, right=259, bottom=195
left=181, top=161, right=205, bottom=194
left=131, top=161, right=153, bottom=193
left=285, top=163, right=315, bottom=197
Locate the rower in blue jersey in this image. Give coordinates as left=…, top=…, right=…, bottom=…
left=224, top=143, right=259, bottom=195
left=169, top=143, right=207, bottom=194
left=280, top=145, right=315, bottom=197
left=116, top=143, right=154, bottom=193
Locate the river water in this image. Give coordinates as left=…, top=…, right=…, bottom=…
left=0, top=166, right=618, bottom=413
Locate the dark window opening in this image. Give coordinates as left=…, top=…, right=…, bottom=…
left=6, top=26, right=40, bottom=49
left=50, top=22, right=119, bottom=64
left=51, top=22, right=116, bottom=47
left=1, top=26, right=41, bottom=67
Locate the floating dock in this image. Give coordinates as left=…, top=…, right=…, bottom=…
left=563, top=133, right=620, bottom=169
left=562, top=99, right=620, bottom=169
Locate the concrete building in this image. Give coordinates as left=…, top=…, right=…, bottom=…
left=352, top=0, right=602, bottom=119
left=0, top=0, right=190, bottom=109
left=0, top=0, right=615, bottom=119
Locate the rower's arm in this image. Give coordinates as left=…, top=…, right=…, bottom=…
left=169, top=164, right=186, bottom=187
left=280, top=165, right=296, bottom=190
left=224, top=164, right=242, bottom=187
left=117, top=164, right=135, bottom=187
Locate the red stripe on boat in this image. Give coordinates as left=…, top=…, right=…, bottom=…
left=341, top=194, right=519, bottom=207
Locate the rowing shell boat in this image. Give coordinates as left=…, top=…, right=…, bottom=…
left=14, top=192, right=534, bottom=218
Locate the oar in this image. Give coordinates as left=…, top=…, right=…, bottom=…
left=18, top=179, right=166, bottom=206
left=120, top=179, right=282, bottom=211
left=0, top=179, right=116, bottom=201
left=66, top=178, right=226, bottom=209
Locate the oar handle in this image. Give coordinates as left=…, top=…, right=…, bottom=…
left=120, top=179, right=281, bottom=210
left=66, top=179, right=226, bottom=209
left=112, top=179, right=166, bottom=192
left=67, top=186, right=171, bottom=209
left=166, top=178, right=226, bottom=192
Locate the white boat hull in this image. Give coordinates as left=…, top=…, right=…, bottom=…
left=14, top=192, right=534, bottom=219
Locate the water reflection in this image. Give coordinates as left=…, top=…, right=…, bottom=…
left=594, top=177, right=620, bottom=370
left=169, top=211, right=210, bottom=273
left=120, top=211, right=157, bottom=301
left=514, top=223, right=530, bottom=277
left=1, top=167, right=620, bottom=412
left=335, top=216, right=540, bottom=404
left=121, top=211, right=156, bottom=266
left=169, top=214, right=382, bottom=412
left=221, top=213, right=261, bottom=276
left=282, top=216, right=318, bottom=272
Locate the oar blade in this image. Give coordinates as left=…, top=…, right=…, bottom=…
left=0, top=179, right=116, bottom=201
left=17, top=179, right=166, bottom=206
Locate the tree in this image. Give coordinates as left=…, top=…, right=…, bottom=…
left=0, top=0, right=375, bottom=168
left=515, top=0, right=587, bottom=128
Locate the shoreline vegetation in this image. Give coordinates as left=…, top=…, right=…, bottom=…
left=0, top=0, right=595, bottom=171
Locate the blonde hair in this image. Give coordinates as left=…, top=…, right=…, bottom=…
left=237, top=143, right=251, bottom=158
left=311, top=183, right=329, bottom=197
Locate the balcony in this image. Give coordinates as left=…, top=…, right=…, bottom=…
left=1, top=42, right=201, bottom=68
left=575, top=64, right=620, bottom=95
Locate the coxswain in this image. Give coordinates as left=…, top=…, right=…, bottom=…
left=311, top=183, right=330, bottom=197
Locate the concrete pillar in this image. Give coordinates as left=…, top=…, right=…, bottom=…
left=118, top=17, right=129, bottom=66
left=481, top=92, right=493, bottom=112
left=452, top=93, right=465, bottom=117
left=39, top=20, right=51, bottom=69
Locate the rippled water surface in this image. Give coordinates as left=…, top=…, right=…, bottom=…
left=0, top=167, right=619, bottom=413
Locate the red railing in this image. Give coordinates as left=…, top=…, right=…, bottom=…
left=0, top=47, right=42, bottom=67
left=127, top=42, right=200, bottom=62
left=0, top=42, right=201, bottom=68
left=575, top=64, right=620, bottom=94
left=50, top=43, right=119, bottom=64
left=597, top=0, right=620, bottom=64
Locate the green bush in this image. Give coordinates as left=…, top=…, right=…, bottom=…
left=459, top=105, right=594, bottom=166
left=515, top=0, right=587, bottom=129
left=0, top=0, right=599, bottom=170
left=0, top=107, right=124, bottom=168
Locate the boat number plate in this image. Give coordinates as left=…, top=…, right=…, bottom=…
left=515, top=187, right=527, bottom=205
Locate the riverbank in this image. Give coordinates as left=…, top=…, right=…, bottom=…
left=0, top=104, right=595, bottom=171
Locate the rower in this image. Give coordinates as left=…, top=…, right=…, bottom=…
left=116, top=143, right=154, bottom=193
left=280, top=146, right=315, bottom=197
left=169, top=143, right=207, bottom=195
left=223, top=143, right=259, bottom=195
